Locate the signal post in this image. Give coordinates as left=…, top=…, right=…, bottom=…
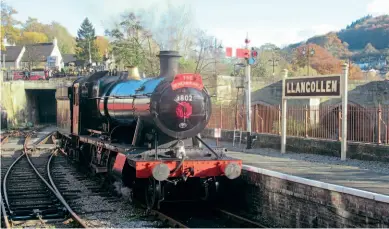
left=226, top=34, right=258, bottom=149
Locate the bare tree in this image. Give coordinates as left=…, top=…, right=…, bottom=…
left=143, top=1, right=195, bottom=56
left=105, top=12, right=160, bottom=75
left=192, top=30, right=226, bottom=77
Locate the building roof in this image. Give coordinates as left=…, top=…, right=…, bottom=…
left=3, top=46, right=24, bottom=62
left=21, top=43, right=54, bottom=62
left=62, top=54, right=77, bottom=64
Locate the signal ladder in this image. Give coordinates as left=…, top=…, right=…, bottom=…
left=232, top=86, right=244, bottom=147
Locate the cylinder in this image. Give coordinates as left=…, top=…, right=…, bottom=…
left=157, top=51, right=181, bottom=80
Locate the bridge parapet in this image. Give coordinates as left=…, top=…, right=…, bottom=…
left=1, top=77, right=78, bottom=89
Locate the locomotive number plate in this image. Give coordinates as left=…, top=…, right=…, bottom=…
left=174, top=94, right=193, bottom=102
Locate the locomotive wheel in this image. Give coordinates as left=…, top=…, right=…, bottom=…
left=88, top=145, right=97, bottom=166
left=145, top=177, right=162, bottom=210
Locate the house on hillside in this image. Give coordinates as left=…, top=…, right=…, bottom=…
left=1, top=37, right=64, bottom=71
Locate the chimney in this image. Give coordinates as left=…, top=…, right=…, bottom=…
left=157, top=50, right=181, bottom=80
left=127, top=66, right=141, bottom=80
left=3, top=37, right=8, bottom=46
left=53, top=37, right=58, bottom=46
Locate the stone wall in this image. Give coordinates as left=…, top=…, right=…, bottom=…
left=0, top=80, right=28, bottom=127
left=219, top=168, right=389, bottom=228
left=202, top=129, right=389, bottom=162
left=0, top=76, right=76, bottom=127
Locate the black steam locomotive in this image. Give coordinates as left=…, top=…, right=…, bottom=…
left=55, top=51, right=242, bottom=209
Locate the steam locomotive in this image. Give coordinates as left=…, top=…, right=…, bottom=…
left=55, top=51, right=242, bottom=209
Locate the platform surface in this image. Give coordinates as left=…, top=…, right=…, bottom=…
left=204, top=139, right=389, bottom=196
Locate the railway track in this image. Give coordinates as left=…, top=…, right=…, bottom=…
left=54, top=146, right=264, bottom=228
left=47, top=148, right=177, bottom=227
left=1, top=131, right=87, bottom=228
left=2, top=131, right=264, bottom=228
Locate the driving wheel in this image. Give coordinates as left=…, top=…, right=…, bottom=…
left=145, top=177, right=162, bottom=210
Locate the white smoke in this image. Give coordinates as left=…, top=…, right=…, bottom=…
left=113, top=181, right=133, bottom=203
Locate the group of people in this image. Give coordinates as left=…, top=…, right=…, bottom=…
left=21, top=68, right=55, bottom=80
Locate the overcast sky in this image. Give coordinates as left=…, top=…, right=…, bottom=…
left=9, top=0, right=389, bottom=48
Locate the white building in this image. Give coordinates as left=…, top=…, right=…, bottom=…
left=1, top=37, right=64, bottom=70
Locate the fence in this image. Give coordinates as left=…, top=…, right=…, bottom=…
left=207, top=103, right=389, bottom=145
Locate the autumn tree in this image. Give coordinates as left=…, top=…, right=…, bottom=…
left=45, top=22, right=76, bottom=54
left=1, top=1, right=21, bottom=45
left=348, top=64, right=364, bottom=80
left=76, top=18, right=100, bottom=62
left=22, top=17, right=47, bottom=33
left=293, top=44, right=342, bottom=75
left=95, top=36, right=110, bottom=59
left=21, top=17, right=76, bottom=53
left=307, top=33, right=351, bottom=58
left=19, top=32, right=48, bottom=45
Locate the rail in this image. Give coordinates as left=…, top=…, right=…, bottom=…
left=149, top=210, right=189, bottom=228
left=1, top=131, right=87, bottom=228
left=216, top=208, right=266, bottom=228
left=46, top=150, right=88, bottom=227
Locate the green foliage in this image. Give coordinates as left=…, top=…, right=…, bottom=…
left=19, top=32, right=48, bottom=44
left=106, top=12, right=160, bottom=75
left=75, top=18, right=100, bottom=62
left=338, top=15, right=389, bottom=50
left=250, top=44, right=289, bottom=79
left=346, top=15, right=373, bottom=29
left=179, top=58, right=196, bottom=73
left=47, top=22, right=76, bottom=54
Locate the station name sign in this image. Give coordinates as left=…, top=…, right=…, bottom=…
left=283, top=75, right=341, bottom=98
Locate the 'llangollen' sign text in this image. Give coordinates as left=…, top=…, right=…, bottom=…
left=284, top=76, right=341, bottom=98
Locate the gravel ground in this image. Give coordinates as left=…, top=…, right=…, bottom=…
left=204, top=139, right=389, bottom=175
left=52, top=155, right=164, bottom=228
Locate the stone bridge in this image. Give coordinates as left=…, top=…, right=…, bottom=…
left=1, top=74, right=77, bottom=127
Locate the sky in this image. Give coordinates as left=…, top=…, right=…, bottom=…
left=8, top=0, right=389, bottom=48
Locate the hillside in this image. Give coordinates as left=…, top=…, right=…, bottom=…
left=286, top=15, right=389, bottom=62
left=338, top=15, right=389, bottom=50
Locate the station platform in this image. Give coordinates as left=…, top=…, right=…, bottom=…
left=204, top=138, right=389, bottom=196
